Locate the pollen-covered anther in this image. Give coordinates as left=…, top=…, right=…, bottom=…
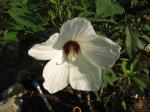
left=63, top=41, right=80, bottom=62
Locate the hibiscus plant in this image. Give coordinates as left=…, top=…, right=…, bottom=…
left=0, top=0, right=149, bottom=112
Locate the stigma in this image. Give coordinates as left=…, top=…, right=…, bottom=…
left=63, top=41, right=80, bottom=62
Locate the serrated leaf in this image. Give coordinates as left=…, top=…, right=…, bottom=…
left=96, top=0, right=124, bottom=17
left=125, top=25, right=144, bottom=58
left=3, top=32, right=18, bottom=41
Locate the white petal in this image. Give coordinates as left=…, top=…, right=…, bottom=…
left=81, top=36, right=121, bottom=69
left=43, top=50, right=69, bottom=93
left=47, top=33, right=59, bottom=44
left=54, top=17, right=97, bottom=49
left=28, top=33, right=59, bottom=60
left=69, top=55, right=101, bottom=91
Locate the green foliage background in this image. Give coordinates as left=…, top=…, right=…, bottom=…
left=0, top=0, right=150, bottom=111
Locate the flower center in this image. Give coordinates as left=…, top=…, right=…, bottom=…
left=63, top=41, right=80, bottom=62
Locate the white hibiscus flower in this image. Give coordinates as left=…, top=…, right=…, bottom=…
left=28, top=17, right=121, bottom=93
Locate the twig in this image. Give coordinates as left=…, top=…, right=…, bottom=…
left=32, top=81, right=54, bottom=112
left=86, top=92, right=94, bottom=112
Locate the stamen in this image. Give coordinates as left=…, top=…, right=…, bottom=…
left=68, top=47, right=78, bottom=62
left=63, top=41, right=80, bottom=62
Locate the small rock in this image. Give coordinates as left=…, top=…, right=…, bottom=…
left=2, top=83, right=26, bottom=99
left=0, top=96, right=22, bottom=112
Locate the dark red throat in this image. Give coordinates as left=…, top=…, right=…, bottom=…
left=63, top=41, right=80, bottom=55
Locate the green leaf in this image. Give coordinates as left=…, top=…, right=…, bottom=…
left=48, top=10, right=56, bottom=20
left=3, top=31, right=18, bottom=41
left=67, top=9, right=72, bottom=19
left=122, top=100, right=126, bottom=111
left=8, top=5, right=44, bottom=31
left=143, top=24, right=150, bottom=31
left=121, top=60, right=131, bottom=77
left=96, top=0, right=124, bottom=17
left=133, top=77, right=147, bottom=89
left=79, top=11, right=95, bottom=17
left=141, top=35, right=150, bottom=43
left=102, top=69, right=117, bottom=87
left=87, top=18, right=118, bottom=24
left=130, top=59, right=141, bottom=72
left=49, top=0, right=58, bottom=5
left=131, top=0, right=139, bottom=7
left=72, top=6, right=86, bottom=11
left=19, top=0, right=28, bottom=5
left=121, top=60, right=128, bottom=74
left=134, top=74, right=150, bottom=94
left=125, top=25, right=144, bottom=58
left=6, top=21, right=24, bottom=30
